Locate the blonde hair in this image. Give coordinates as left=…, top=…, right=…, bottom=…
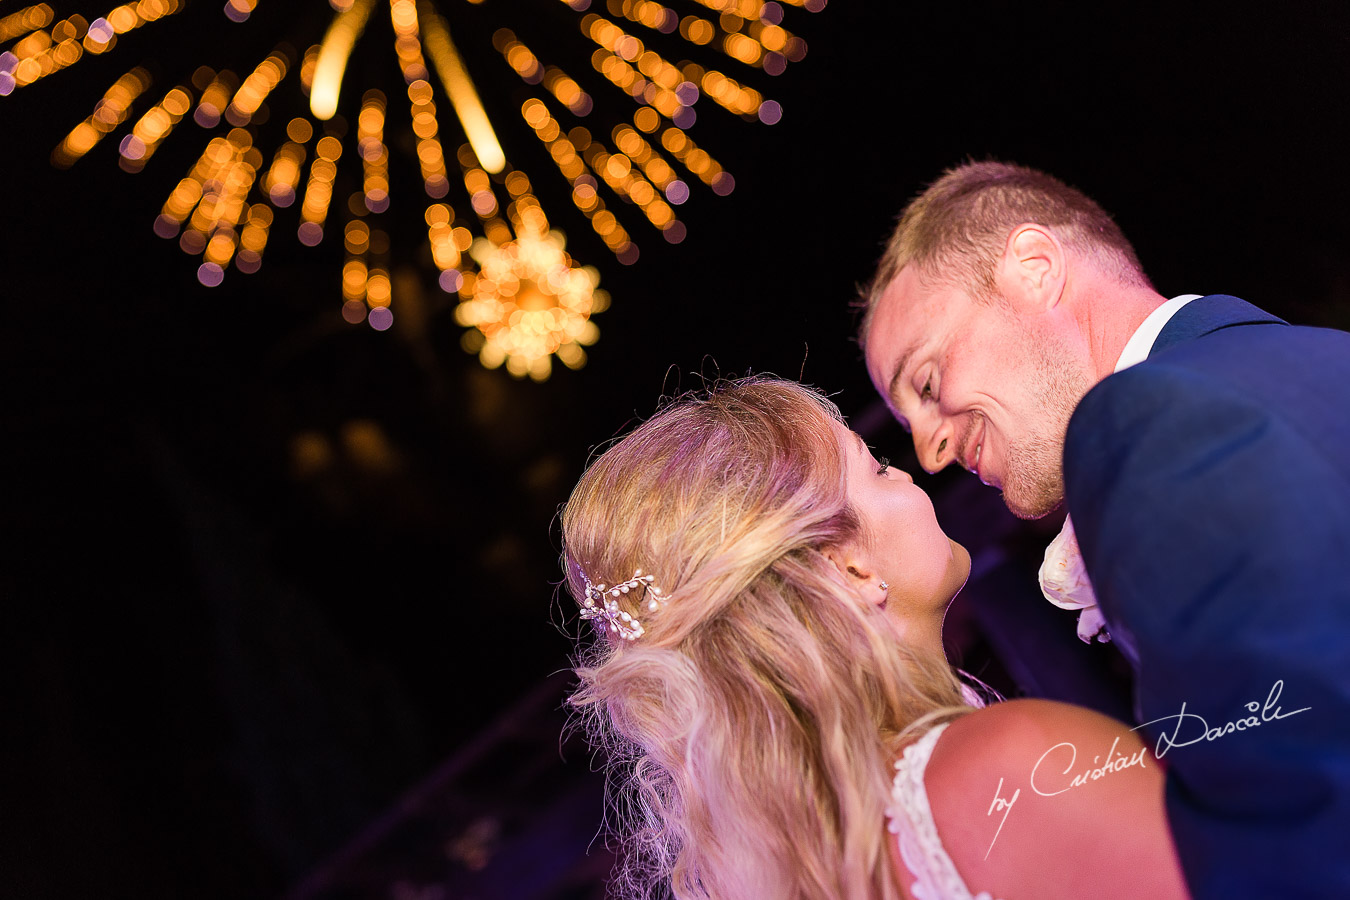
left=562, top=377, right=970, bottom=900
left=859, top=160, right=1151, bottom=347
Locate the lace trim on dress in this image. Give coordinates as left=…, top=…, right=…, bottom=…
left=885, top=723, right=1004, bottom=900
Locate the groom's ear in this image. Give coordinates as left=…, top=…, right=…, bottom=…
left=998, top=224, right=1066, bottom=312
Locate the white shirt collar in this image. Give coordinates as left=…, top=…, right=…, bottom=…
left=1113, top=294, right=1203, bottom=373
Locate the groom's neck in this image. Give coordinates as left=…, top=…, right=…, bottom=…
left=1065, top=267, right=1168, bottom=381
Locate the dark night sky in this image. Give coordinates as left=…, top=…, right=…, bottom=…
left=5, top=1, right=1350, bottom=897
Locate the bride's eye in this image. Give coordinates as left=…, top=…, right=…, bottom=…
left=876, top=457, right=890, bottom=476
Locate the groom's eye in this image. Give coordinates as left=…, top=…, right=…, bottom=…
left=876, top=457, right=890, bottom=476
left=920, top=378, right=933, bottom=400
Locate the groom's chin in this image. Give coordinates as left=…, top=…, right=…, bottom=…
left=1006, top=500, right=1063, bottom=521
left=1000, top=482, right=1066, bottom=521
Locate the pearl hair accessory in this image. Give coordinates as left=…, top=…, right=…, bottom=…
left=579, top=568, right=668, bottom=641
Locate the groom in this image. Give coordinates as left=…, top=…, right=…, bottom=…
left=858, top=161, right=1350, bottom=898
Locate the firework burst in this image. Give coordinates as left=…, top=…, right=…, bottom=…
left=4, top=0, right=824, bottom=380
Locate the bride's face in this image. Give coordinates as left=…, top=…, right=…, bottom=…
left=831, top=420, right=971, bottom=621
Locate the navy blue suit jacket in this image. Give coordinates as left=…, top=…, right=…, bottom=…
left=1064, top=295, right=1350, bottom=898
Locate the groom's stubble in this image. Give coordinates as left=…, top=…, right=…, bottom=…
left=997, top=326, right=1096, bottom=520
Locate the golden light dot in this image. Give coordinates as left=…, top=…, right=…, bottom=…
left=724, top=33, right=761, bottom=65
left=557, top=342, right=586, bottom=370
left=759, top=23, right=788, bottom=51
left=528, top=357, right=551, bottom=383
left=424, top=203, right=452, bottom=226
left=390, top=3, right=416, bottom=30
left=358, top=108, right=383, bottom=134
left=343, top=258, right=367, bottom=279
left=680, top=16, right=715, bottom=45
left=67, top=123, right=99, bottom=152
left=463, top=169, right=490, bottom=194
left=157, top=88, right=189, bottom=117
left=560, top=129, right=588, bottom=153
left=407, top=80, right=433, bottom=104
left=416, top=140, right=443, bottom=165
left=507, top=44, right=536, bottom=74
left=521, top=98, right=549, bottom=128
left=316, top=136, right=343, bottom=160
left=536, top=119, right=560, bottom=143
left=554, top=78, right=582, bottom=104
left=630, top=181, right=654, bottom=205
left=224, top=127, right=251, bottom=149
left=583, top=16, right=611, bottom=43
left=614, top=130, right=642, bottom=157
left=647, top=159, right=672, bottom=182
left=648, top=202, right=673, bottom=227
left=50, top=18, right=79, bottom=43
left=504, top=171, right=531, bottom=197
left=367, top=270, right=392, bottom=307
left=633, top=107, right=660, bottom=133
left=285, top=117, right=313, bottom=143
left=344, top=220, right=370, bottom=253
left=205, top=232, right=236, bottom=265
left=661, top=130, right=688, bottom=156
left=411, top=111, right=438, bottom=138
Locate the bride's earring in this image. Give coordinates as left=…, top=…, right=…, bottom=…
left=879, top=581, right=890, bottom=592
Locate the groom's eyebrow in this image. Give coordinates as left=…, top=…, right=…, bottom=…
left=887, top=342, right=922, bottom=409
left=886, top=360, right=916, bottom=434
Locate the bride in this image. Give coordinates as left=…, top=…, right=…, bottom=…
left=562, top=376, right=1188, bottom=900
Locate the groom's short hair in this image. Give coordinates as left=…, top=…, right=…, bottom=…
left=860, top=161, right=1151, bottom=341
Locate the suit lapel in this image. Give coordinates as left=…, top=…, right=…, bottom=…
left=1149, top=294, right=1287, bottom=357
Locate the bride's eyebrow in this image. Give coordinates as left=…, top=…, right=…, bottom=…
left=851, top=431, right=869, bottom=457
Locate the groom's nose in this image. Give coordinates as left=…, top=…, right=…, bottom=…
left=912, top=411, right=955, bottom=474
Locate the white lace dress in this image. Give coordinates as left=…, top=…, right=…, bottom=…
left=885, top=722, right=1005, bottom=900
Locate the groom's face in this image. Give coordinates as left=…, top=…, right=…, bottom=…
left=864, top=265, right=1088, bottom=519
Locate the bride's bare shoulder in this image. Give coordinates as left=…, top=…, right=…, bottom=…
left=920, top=699, right=1190, bottom=900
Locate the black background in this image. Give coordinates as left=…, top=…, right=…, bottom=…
left=5, top=1, right=1350, bottom=897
